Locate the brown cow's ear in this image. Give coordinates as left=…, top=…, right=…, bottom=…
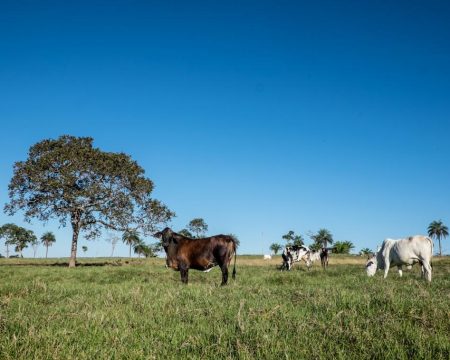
left=154, top=232, right=162, bottom=239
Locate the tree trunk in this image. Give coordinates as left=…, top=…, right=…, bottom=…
left=69, top=211, right=81, bottom=268
left=438, top=238, right=442, bottom=257
left=46, top=245, right=48, bottom=259
left=129, top=244, right=132, bottom=258
left=6, top=244, right=9, bottom=258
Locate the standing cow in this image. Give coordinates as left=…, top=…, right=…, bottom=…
left=281, top=245, right=310, bottom=271
left=154, top=227, right=237, bottom=285
left=320, top=248, right=329, bottom=269
left=366, top=235, right=433, bottom=282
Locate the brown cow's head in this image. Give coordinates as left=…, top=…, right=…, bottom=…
left=154, top=227, right=180, bottom=269
left=153, top=227, right=176, bottom=248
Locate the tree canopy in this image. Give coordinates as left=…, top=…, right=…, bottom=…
left=4, top=135, right=174, bottom=267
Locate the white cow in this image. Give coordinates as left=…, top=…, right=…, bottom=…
left=366, top=235, right=433, bottom=282
left=263, top=254, right=272, bottom=260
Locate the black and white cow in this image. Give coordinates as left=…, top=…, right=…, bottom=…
left=281, top=245, right=310, bottom=271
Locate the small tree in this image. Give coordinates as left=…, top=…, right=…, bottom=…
left=0, top=223, right=18, bottom=257
left=106, top=232, right=120, bottom=257
left=178, top=229, right=193, bottom=237
left=359, top=248, right=372, bottom=256
left=30, top=237, right=39, bottom=258
left=133, top=240, right=156, bottom=258
left=428, top=220, right=449, bottom=256
left=282, top=230, right=304, bottom=246
left=4, top=135, right=174, bottom=267
left=82, top=246, right=88, bottom=255
left=311, top=229, right=334, bottom=248
left=187, top=218, right=208, bottom=238
left=270, top=243, right=281, bottom=255
left=40, top=232, right=56, bottom=259
left=122, top=229, right=141, bottom=257
left=309, top=242, right=322, bottom=251
left=0, top=224, right=36, bottom=257
left=333, top=241, right=355, bottom=254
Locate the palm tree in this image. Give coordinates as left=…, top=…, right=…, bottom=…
left=40, top=232, right=56, bottom=259
left=332, top=241, right=354, bottom=254
left=428, top=220, right=449, bottom=256
left=359, top=248, right=373, bottom=256
left=122, top=230, right=141, bottom=257
left=30, top=237, right=39, bottom=258
left=282, top=231, right=304, bottom=246
left=311, top=229, right=334, bottom=248
left=270, top=243, right=282, bottom=255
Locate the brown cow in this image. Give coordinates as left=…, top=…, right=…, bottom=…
left=154, top=227, right=237, bottom=285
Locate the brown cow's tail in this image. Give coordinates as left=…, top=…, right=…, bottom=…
left=232, top=248, right=237, bottom=279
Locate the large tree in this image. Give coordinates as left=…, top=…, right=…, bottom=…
left=428, top=220, right=448, bottom=256
left=4, top=135, right=174, bottom=267
left=187, top=218, right=208, bottom=238
left=282, top=230, right=304, bottom=247
left=311, top=228, right=334, bottom=248
left=41, top=232, right=56, bottom=259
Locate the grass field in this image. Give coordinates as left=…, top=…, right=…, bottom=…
left=0, top=255, right=449, bottom=359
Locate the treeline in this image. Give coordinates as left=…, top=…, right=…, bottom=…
left=270, top=221, right=449, bottom=256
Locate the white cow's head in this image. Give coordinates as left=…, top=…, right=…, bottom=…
left=365, top=254, right=377, bottom=277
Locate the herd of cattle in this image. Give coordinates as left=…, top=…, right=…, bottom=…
left=154, top=228, right=434, bottom=284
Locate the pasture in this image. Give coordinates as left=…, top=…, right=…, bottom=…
left=0, top=255, right=449, bottom=359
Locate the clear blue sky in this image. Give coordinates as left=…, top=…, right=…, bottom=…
left=1, top=1, right=449, bottom=257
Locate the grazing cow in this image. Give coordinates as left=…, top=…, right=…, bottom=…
left=281, top=245, right=310, bottom=271
left=366, top=235, right=433, bottom=282
left=154, top=227, right=237, bottom=285
left=263, top=254, right=272, bottom=260
left=320, top=248, right=329, bottom=269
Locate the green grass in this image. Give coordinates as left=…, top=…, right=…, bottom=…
left=0, top=256, right=449, bottom=359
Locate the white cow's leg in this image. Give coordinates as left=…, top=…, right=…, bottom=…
left=397, top=265, right=403, bottom=277
left=422, top=262, right=432, bottom=282
left=383, top=262, right=390, bottom=279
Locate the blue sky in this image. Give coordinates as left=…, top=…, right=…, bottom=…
left=1, top=1, right=449, bottom=257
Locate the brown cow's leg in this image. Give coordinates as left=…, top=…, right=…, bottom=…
left=221, top=264, right=229, bottom=286
left=180, top=265, right=189, bottom=284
